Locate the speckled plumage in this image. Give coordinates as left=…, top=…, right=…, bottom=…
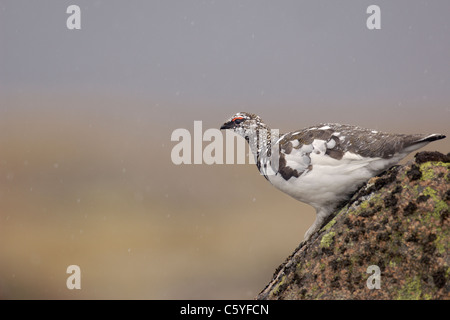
left=221, top=112, right=446, bottom=241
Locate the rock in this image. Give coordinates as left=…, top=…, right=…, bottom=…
left=257, top=151, right=449, bottom=300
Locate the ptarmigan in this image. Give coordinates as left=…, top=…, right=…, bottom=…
left=220, top=112, right=446, bottom=242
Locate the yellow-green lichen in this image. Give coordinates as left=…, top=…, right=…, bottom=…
left=388, top=256, right=403, bottom=269
left=320, top=231, right=336, bottom=249
left=396, top=276, right=422, bottom=300
left=423, top=187, right=449, bottom=219
left=322, top=218, right=336, bottom=231
left=420, top=161, right=450, bottom=182
left=270, top=275, right=287, bottom=297
left=423, top=293, right=433, bottom=300
left=348, top=200, right=369, bottom=216
left=360, top=201, right=370, bottom=210
left=434, top=229, right=449, bottom=255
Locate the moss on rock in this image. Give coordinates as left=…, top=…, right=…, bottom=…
left=320, top=231, right=336, bottom=249
left=257, top=151, right=450, bottom=300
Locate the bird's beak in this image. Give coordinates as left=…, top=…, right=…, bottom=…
left=220, top=122, right=234, bottom=130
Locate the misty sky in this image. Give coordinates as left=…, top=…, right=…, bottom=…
left=1, top=0, right=449, bottom=128
left=0, top=0, right=449, bottom=300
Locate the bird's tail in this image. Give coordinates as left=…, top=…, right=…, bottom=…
left=415, top=133, right=446, bottom=144
left=401, top=133, right=445, bottom=155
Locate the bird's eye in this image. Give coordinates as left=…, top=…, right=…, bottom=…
left=233, top=117, right=244, bottom=124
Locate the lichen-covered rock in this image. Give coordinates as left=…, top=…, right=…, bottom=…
left=257, top=151, right=449, bottom=300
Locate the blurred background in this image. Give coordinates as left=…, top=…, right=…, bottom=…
left=0, top=0, right=449, bottom=299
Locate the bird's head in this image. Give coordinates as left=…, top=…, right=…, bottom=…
left=220, top=112, right=264, bottom=140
